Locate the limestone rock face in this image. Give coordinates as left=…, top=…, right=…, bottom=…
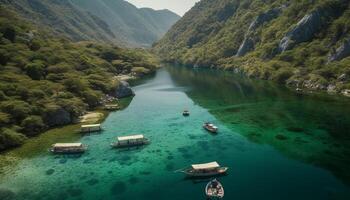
left=236, top=7, right=282, bottom=57
left=236, top=38, right=255, bottom=57
left=328, top=39, right=350, bottom=62
left=44, top=106, right=71, bottom=127
left=278, top=9, right=325, bottom=52
left=114, top=81, right=135, bottom=98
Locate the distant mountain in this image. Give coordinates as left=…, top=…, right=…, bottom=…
left=154, top=0, right=350, bottom=96
left=71, top=0, right=180, bottom=47
left=0, top=0, right=180, bottom=47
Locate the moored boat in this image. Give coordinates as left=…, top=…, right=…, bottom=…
left=80, top=124, right=102, bottom=133
left=111, top=134, right=149, bottom=148
left=104, top=104, right=120, bottom=111
left=203, top=122, right=218, bottom=133
left=183, top=110, right=190, bottom=116
left=206, top=179, right=224, bottom=199
left=181, top=162, right=228, bottom=177
left=50, top=143, right=87, bottom=154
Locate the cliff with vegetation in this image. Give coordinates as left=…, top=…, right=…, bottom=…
left=154, top=0, right=350, bottom=96
left=0, top=6, right=158, bottom=151
left=0, top=0, right=180, bottom=47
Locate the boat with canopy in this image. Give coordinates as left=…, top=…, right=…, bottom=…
left=180, top=161, right=228, bottom=177
left=111, top=134, right=149, bottom=148
left=50, top=143, right=87, bottom=154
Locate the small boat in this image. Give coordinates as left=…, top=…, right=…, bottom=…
left=181, top=162, right=228, bottom=177
left=111, top=134, right=149, bottom=148
left=104, top=104, right=120, bottom=111
left=50, top=143, right=87, bottom=154
left=206, top=179, right=224, bottom=199
left=183, top=110, right=190, bottom=116
left=80, top=124, right=102, bottom=133
left=203, top=122, right=218, bottom=133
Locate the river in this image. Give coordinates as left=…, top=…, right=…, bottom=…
left=0, top=65, right=350, bottom=200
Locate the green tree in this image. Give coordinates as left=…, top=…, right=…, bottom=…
left=21, top=115, right=45, bottom=136
left=0, top=112, right=10, bottom=125
left=0, top=100, right=32, bottom=121
left=25, top=61, right=45, bottom=80
left=0, top=128, right=26, bottom=151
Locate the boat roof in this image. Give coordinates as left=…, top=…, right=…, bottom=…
left=53, top=143, right=82, bottom=148
left=117, top=134, right=144, bottom=141
left=192, top=162, right=220, bottom=170
left=81, top=124, right=101, bottom=128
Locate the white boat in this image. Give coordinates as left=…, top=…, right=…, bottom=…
left=206, top=179, right=224, bottom=199
left=50, top=143, right=87, bottom=154
left=80, top=124, right=102, bottom=133
left=111, top=134, right=149, bottom=148
left=181, top=162, right=228, bottom=177
left=203, top=122, right=218, bottom=133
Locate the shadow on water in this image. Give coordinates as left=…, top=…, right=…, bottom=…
left=166, top=65, right=350, bottom=185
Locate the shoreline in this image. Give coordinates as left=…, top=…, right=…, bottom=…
left=166, top=62, right=350, bottom=98
left=0, top=70, right=154, bottom=155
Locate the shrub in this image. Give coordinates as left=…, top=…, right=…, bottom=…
left=63, top=77, right=88, bottom=94
left=21, top=115, right=45, bottom=136
left=1, top=25, right=16, bottom=42
left=0, top=91, right=8, bottom=100
left=0, top=100, right=32, bottom=121
left=25, top=61, right=45, bottom=80
left=272, top=68, right=294, bottom=84
left=29, top=39, right=41, bottom=51
left=0, top=49, right=9, bottom=65
left=81, top=90, right=102, bottom=108
left=0, top=112, right=10, bottom=125
left=0, top=128, right=26, bottom=151
left=132, top=67, right=150, bottom=75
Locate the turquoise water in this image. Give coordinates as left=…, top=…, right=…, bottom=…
left=1, top=66, right=350, bottom=200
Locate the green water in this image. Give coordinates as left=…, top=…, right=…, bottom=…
left=1, top=66, right=350, bottom=200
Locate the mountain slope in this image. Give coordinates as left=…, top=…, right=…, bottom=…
left=0, top=0, right=180, bottom=47
left=71, top=0, right=180, bottom=47
left=0, top=5, right=158, bottom=151
left=154, top=0, right=350, bottom=95
left=0, top=0, right=118, bottom=44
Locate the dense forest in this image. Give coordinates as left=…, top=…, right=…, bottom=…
left=154, top=0, right=350, bottom=96
left=0, top=6, right=158, bottom=151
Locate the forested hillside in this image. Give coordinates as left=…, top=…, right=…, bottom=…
left=0, top=6, right=158, bottom=151
left=0, top=0, right=180, bottom=47
left=154, top=0, right=350, bottom=96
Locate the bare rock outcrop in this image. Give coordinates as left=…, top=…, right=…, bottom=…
left=113, top=81, right=135, bottom=98
left=236, top=7, right=282, bottom=57
left=328, top=39, right=350, bottom=62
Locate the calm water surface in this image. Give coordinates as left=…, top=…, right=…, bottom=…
left=1, top=66, right=350, bottom=200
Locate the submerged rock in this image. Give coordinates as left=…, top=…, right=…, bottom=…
left=328, top=39, right=350, bottom=62
left=0, top=188, right=15, bottom=200
left=113, top=81, right=135, bottom=98
left=111, top=181, right=127, bottom=195
left=275, top=134, right=288, bottom=140
left=45, top=168, right=55, bottom=175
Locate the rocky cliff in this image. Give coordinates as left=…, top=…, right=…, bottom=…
left=154, top=0, right=350, bottom=96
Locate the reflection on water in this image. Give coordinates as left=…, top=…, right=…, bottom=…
left=0, top=65, right=349, bottom=200
left=167, top=65, right=350, bottom=184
